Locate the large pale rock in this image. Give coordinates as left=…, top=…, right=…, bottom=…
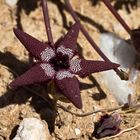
left=100, top=33, right=136, bottom=68
left=100, top=33, right=137, bottom=104
left=13, top=118, right=51, bottom=140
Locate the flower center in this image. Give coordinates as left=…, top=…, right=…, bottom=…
left=49, top=52, right=70, bottom=71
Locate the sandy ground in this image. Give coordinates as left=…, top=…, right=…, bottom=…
left=0, top=0, right=140, bottom=139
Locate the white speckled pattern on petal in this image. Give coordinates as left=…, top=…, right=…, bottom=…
left=57, top=46, right=73, bottom=58
left=56, top=71, right=74, bottom=80
left=70, top=59, right=81, bottom=73
left=40, top=48, right=55, bottom=62
left=40, top=63, right=55, bottom=77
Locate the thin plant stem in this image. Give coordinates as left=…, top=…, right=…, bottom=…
left=107, top=122, right=140, bottom=139
left=102, top=0, right=131, bottom=35
left=57, top=103, right=123, bottom=117
left=64, top=0, right=128, bottom=80
left=57, top=102, right=140, bottom=117
left=42, top=0, right=54, bottom=46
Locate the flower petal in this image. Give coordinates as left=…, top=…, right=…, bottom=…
left=131, top=28, right=140, bottom=52
left=14, top=28, right=55, bottom=61
left=10, top=63, right=55, bottom=89
left=56, top=22, right=80, bottom=58
left=70, top=59, right=120, bottom=77
left=92, top=113, right=121, bottom=139
left=55, top=72, right=82, bottom=109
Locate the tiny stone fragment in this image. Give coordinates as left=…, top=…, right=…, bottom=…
left=5, top=0, right=18, bottom=7
left=12, top=118, right=51, bottom=140
left=74, top=128, right=81, bottom=135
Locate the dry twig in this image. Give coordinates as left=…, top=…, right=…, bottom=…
left=57, top=103, right=123, bottom=117
left=107, top=122, right=140, bottom=139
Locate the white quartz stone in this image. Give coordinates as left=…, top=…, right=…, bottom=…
left=74, top=128, right=81, bottom=136
left=13, top=118, right=51, bottom=140
left=100, top=33, right=137, bottom=104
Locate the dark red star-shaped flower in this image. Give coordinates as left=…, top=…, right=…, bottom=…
left=10, top=22, right=119, bottom=108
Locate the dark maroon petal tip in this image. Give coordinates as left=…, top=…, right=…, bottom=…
left=56, top=22, right=80, bottom=58
left=13, top=28, right=51, bottom=60
left=55, top=76, right=82, bottom=109
left=131, top=28, right=140, bottom=52
left=10, top=63, right=53, bottom=89
left=77, top=59, right=120, bottom=77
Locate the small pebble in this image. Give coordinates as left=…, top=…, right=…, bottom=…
left=13, top=118, right=51, bottom=140
left=5, top=0, right=18, bottom=7
left=74, top=128, right=81, bottom=136
left=87, top=90, right=92, bottom=94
